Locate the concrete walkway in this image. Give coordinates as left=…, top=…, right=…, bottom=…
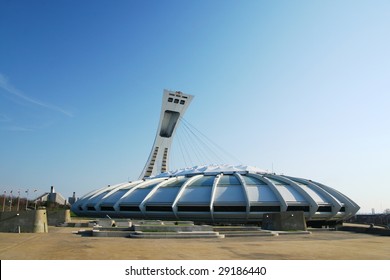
left=0, top=226, right=389, bottom=260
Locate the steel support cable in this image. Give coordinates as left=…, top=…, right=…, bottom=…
left=178, top=122, right=198, bottom=167
left=185, top=122, right=220, bottom=165
left=179, top=117, right=227, bottom=163
left=180, top=117, right=242, bottom=165
left=175, top=120, right=208, bottom=167
left=175, top=129, right=189, bottom=168
left=179, top=120, right=211, bottom=165
left=179, top=119, right=224, bottom=164
left=180, top=125, right=195, bottom=167
left=182, top=119, right=227, bottom=164
left=182, top=117, right=243, bottom=165
left=180, top=123, right=203, bottom=165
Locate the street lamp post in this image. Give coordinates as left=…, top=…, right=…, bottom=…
left=16, top=190, right=20, bottom=211
left=25, top=189, right=29, bottom=210
left=9, top=191, right=13, bottom=211
left=33, top=189, right=37, bottom=210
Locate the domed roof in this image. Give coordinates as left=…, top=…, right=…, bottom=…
left=71, top=164, right=359, bottom=225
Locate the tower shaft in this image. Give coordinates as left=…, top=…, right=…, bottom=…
left=139, top=89, right=194, bottom=178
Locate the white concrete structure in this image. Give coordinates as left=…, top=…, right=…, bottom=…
left=36, top=186, right=68, bottom=206
left=71, top=90, right=360, bottom=226
left=71, top=164, right=359, bottom=226
left=140, top=90, right=194, bottom=178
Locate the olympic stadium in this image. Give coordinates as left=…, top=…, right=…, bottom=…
left=71, top=90, right=360, bottom=226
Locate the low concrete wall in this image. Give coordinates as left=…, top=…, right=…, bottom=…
left=132, top=224, right=213, bottom=232
left=338, top=225, right=390, bottom=236
left=261, top=211, right=307, bottom=231
left=0, top=209, right=48, bottom=233
left=47, top=209, right=71, bottom=226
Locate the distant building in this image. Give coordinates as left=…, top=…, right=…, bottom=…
left=68, top=192, right=77, bottom=205
left=35, top=186, right=68, bottom=205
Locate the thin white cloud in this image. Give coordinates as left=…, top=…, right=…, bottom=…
left=0, top=73, right=73, bottom=117
left=1, top=119, right=56, bottom=132
left=3, top=125, right=34, bottom=132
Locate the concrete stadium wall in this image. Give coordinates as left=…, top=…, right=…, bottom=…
left=261, top=211, right=307, bottom=231
left=0, top=209, right=48, bottom=233
left=47, top=209, right=71, bottom=226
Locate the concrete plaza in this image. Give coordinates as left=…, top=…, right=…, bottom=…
left=0, top=225, right=389, bottom=260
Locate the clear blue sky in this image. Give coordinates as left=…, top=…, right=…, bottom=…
left=1, top=0, right=389, bottom=213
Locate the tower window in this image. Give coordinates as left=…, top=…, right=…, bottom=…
left=174, top=99, right=179, bottom=104
left=180, top=100, right=185, bottom=105
left=168, top=97, right=173, bottom=102
left=159, top=110, right=180, bottom=138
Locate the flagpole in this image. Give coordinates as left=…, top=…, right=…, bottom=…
left=17, top=190, right=20, bottom=211
left=25, top=189, right=29, bottom=210
left=9, top=191, right=13, bottom=211
left=2, top=191, right=5, bottom=212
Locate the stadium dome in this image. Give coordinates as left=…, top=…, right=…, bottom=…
left=71, top=90, right=360, bottom=226
left=71, top=164, right=359, bottom=225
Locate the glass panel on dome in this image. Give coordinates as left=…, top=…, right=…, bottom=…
left=191, top=176, right=214, bottom=186
left=241, top=175, right=267, bottom=185
left=218, top=175, right=240, bottom=185
left=178, top=186, right=212, bottom=203
left=121, top=188, right=153, bottom=203
left=265, top=177, right=287, bottom=185
left=275, top=185, right=306, bottom=202
left=298, top=184, right=329, bottom=203
left=88, top=192, right=109, bottom=204
left=164, top=178, right=187, bottom=188
left=214, top=185, right=245, bottom=203
left=246, top=185, right=279, bottom=202
left=147, top=186, right=181, bottom=203
left=100, top=189, right=128, bottom=203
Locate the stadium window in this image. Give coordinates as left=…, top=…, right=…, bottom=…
left=213, top=206, right=246, bottom=212
left=145, top=205, right=172, bottom=212
left=286, top=205, right=310, bottom=212
left=317, top=206, right=332, bottom=212
left=100, top=206, right=115, bottom=211
left=177, top=205, right=210, bottom=212
left=250, top=206, right=281, bottom=212
left=119, top=206, right=141, bottom=212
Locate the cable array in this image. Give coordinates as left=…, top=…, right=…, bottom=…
left=169, top=117, right=242, bottom=171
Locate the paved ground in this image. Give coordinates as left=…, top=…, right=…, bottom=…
left=0, top=226, right=389, bottom=260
